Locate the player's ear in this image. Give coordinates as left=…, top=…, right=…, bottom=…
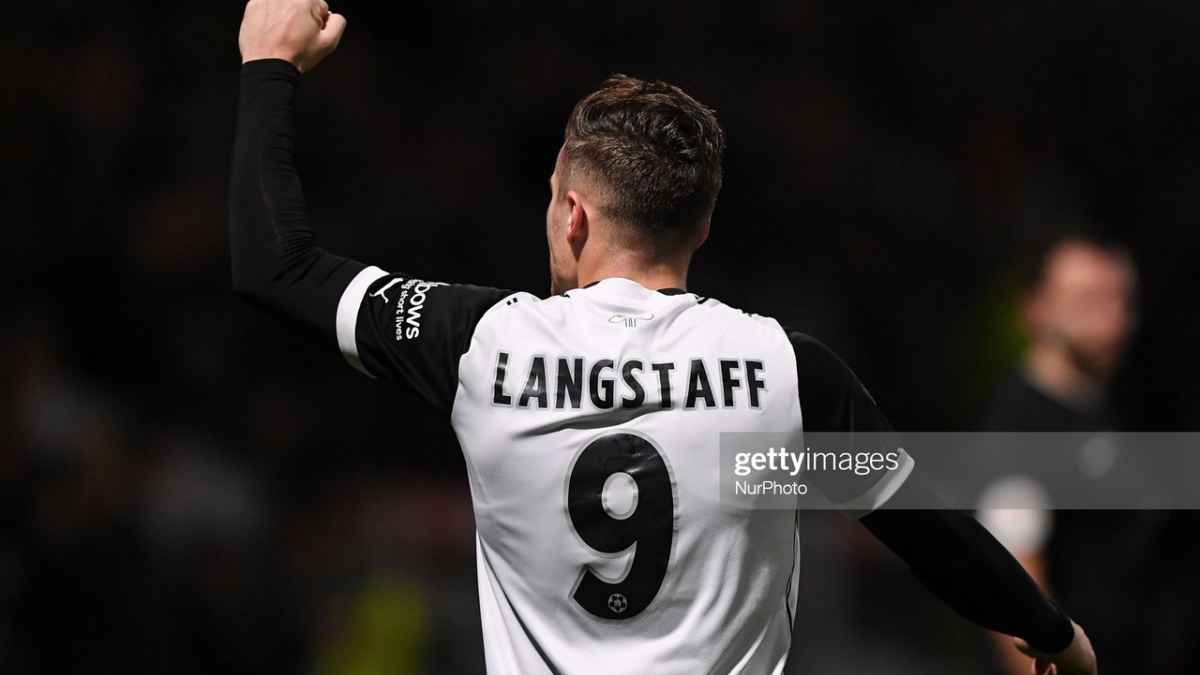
left=565, top=190, right=588, bottom=260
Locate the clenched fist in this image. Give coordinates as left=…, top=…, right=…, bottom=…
left=239, top=0, right=346, bottom=73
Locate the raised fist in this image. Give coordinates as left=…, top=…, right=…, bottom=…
left=238, top=0, right=346, bottom=73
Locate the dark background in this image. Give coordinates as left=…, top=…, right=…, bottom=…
left=4, top=1, right=1199, bottom=673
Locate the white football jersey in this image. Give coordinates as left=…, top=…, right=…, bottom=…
left=335, top=272, right=912, bottom=675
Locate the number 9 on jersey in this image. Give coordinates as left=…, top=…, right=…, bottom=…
left=567, top=433, right=676, bottom=620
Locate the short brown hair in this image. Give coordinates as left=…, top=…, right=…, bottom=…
left=562, top=74, right=725, bottom=242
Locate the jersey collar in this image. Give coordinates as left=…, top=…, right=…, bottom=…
left=581, top=278, right=689, bottom=296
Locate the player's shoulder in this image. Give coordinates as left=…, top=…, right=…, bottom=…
left=469, top=284, right=803, bottom=346
left=472, top=289, right=558, bottom=324
left=713, top=310, right=864, bottom=391
left=779, top=330, right=847, bottom=369
left=463, top=289, right=563, bottom=342
left=776, top=328, right=874, bottom=406
left=678, top=300, right=864, bottom=397
left=684, top=294, right=802, bottom=343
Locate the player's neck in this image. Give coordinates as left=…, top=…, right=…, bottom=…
left=576, top=251, right=690, bottom=292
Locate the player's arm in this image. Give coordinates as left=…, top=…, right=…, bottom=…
left=860, top=479, right=1094, bottom=675
left=789, top=332, right=1096, bottom=675
left=229, top=0, right=357, bottom=336
left=229, top=0, right=511, bottom=410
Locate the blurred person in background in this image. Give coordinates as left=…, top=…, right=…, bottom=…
left=981, top=233, right=1200, bottom=673
left=982, top=234, right=1136, bottom=433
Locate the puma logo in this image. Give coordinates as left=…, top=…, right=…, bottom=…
left=370, top=278, right=405, bottom=303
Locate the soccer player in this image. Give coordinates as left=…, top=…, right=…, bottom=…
left=229, top=1, right=1098, bottom=673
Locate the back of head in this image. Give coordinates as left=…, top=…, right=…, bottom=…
left=562, top=74, right=726, bottom=248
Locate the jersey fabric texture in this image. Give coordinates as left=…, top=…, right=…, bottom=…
left=335, top=271, right=912, bottom=675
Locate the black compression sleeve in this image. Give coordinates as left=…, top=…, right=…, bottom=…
left=786, top=332, right=1074, bottom=653
left=228, top=58, right=365, bottom=337
left=860, top=476, right=1075, bottom=654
